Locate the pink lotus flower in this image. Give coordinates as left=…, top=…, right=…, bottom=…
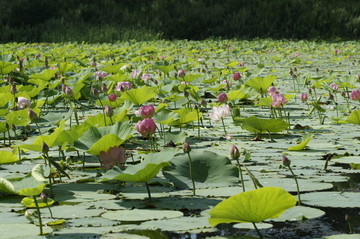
left=349, top=90, right=360, bottom=101
left=232, top=72, right=241, bottom=81
left=17, top=97, right=31, bottom=109
left=267, top=86, right=277, bottom=96
left=99, top=146, right=127, bottom=169
left=293, top=53, right=299, bottom=57
left=239, top=62, right=245, bottom=66
left=217, top=93, right=228, bottom=103
left=334, top=49, right=340, bottom=55
left=131, top=70, right=141, bottom=79
left=141, top=73, right=152, bottom=82
left=300, top=93, right=308, bottom=102
left=209, top=105, right=230, bottom=122
left=135, top=118, right=157, bottom=137
left=108, top=93, right=117, bottom=102
left=330, top=83, right=339, bottom=91
left=270, top=93, right=287, bottom=108
left=177, top=69, right=185, bottom=78
left=230, top=144, right=240, bottom=160
left=94, top=71, right=107, bottom=80
left=114, top=81, right=132, bottom=92
left=137, top=104, right=155, bottom=119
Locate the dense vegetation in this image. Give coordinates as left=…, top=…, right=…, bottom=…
left=0, top=0, right=359, bottom=42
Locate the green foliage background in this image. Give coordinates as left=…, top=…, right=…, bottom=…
left=0, top=0, right=359, bottom=42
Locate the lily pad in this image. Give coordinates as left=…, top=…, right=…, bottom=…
left=266, top=206, right=325, bottom=222
left=301, top=191, right=360, bottom=208
left=0, top=151, right=19, bottom=164
left=102, top=209, right=183, bottom=222
left=163, top=150, right=239, bottom=189
left=241, top=116, right=289, bottom=134
left=233, top=222, right=273, bottom=229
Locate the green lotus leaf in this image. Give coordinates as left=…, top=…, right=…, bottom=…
left=182, top=74, right=202, bottom=83
left=227, top=89, right=248, bottom=101
left=57, top=62, right=76, bottom=74
left=288, top=133, right=314, bottom=151
left=241, top=116, right=289, bottom=133
left=346, top=109, right=360, bottom=125
left=208, top=187, right=296, bottom=226
left=102, top=63, right=124, bottom=74
left=120, top=86, right=156, bottom=105
left=29, top=68, right=58, bottom=81
left=0, top=172, right=46, bottom=196
left=20, top=196, right=55, bottom=208
left=0, top=92, right=13, bottom=107
left=163, top=151, right=239, bottom=189
left=0, top=61, right=18, bottom=74
left=152, top=64, right=175, bottom=74
left=74, top=121, right=134, bottom=154
left=0, top=151, right=19, bottom=164
left=153, top=109, right=179, bottom=125
left=174, top=107, right=201, bottom=125
left=245, top=75, right=276, bottom=94
left=5, top=109, right=29, bottom=127
left=101, top=148, right=176, bottom=183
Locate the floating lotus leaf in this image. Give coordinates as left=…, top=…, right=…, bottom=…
left=266, top=206, right=325, bottom=222
left=288, top=133, right=314, bottom=151
left=20, top=196, right=55, bottom=208
left=163, top=151, right=239, bottom=189
left=208, top=187, right=296, bottom=226
left=102, top=209, right=183, bottom=222
left=301, top=191, right=360, bottom=208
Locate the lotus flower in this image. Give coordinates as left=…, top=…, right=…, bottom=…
left=137, top=104, right=155, bottom=119
left=209, top=105, right=230, bottom=122
left=99, top=146, right=127, bottom=169
left=135, top=118, right=157, bottom=137
left=108, top=93, right=117, bottom=102
left=114, top=81, right=132, bottom=92
left=270, top=93, right=287, bottom=108
left=141, top=73, right=152, bottom=82
left=349, top=89, right=360, bottom=101
left=267, top=86, right=277, bottom=96
left=17, top=97, right=31, bottom=109
left=330, top=83, right=339, bottom=91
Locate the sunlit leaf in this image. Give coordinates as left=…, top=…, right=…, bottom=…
left=245, top=75, right=276, bottom=94
left=288, top=133, right=314, bottom=151
left=346, top=109, right=360, bottom=125
left=208, top=187, right=296, bottom=226
left=0, top=151, right=19, bottom=164
left=120, top=86, right=156, bottom=105
left=241, top=116, right=288, bottom=133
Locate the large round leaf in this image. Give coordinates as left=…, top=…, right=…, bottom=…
left=208, top=187, right=296, bottom=226
left=101, top=149, right=177, bottom=183
left=163, top=151, right=239, bottom=189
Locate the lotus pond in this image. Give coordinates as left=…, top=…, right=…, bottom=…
left=0, top=40, right=359, bottom=239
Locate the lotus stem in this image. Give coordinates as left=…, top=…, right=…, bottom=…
left=288, top=165, right=301, bottom=205
left=252, top=222, right=263, bottom=239
left=196, top=106, right=201, bottom=139
left=221, top=117, right=227, bottom=135
left=235, top=158, right=245, bottom=192
left=145, top=182, right=152, bottom=203
left=33, top=196, right=44, bottom=235
left=186, top=152, right=196, bottom=195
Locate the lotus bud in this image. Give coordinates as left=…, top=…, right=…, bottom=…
left=41, top=142, right=49, bottom=154
left=104, top=105, right=114, bottom=117
left=138, top=104, right=155, bottom=119
left=184, top=90, right=189, bottom=98
left=183, top=141, right=191, bottom=154
left=300, top=93, right=308, bottom=102
left=108, top=93, right=117, bottom=102
left=232, top=72, right=241, bottom=81
left=101, top=83, right=108, bottom=93
left=91, top=87, right=99, bottom=97
left=330, top=83, right=339, bottom=91
left=217, top=93, right=228, bottom=103
left=27, top=109, right=37, bottom=121
left=199, top=98, right=207, bottom=107
left=9, top=84, right=17, bottom=94
left=230, top=144, right=240, bottom=160
left=135, top=118, right=157, bottom=137
left=177, top=69, right=185, bottom=78
left=40, top=192, right=48, bottom=202
left=17, top=97, right=31, bottom=109
left=64, top=86, right=73, bottom=98
left=282, top=155, right=291, bottom=167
